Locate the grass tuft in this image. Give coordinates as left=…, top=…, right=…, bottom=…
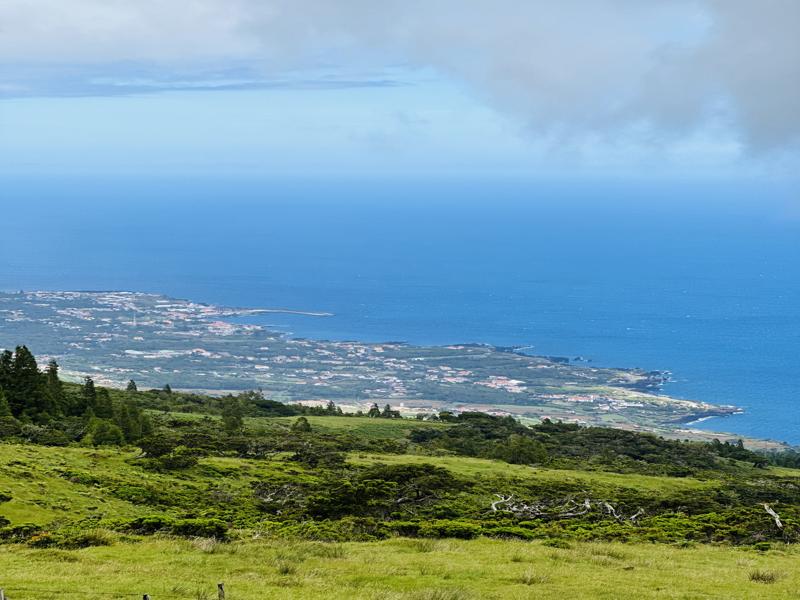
left=749, top=569, right=780, bottom=584
left=275, top=560, right=298, bottom=575
left=518, top=569, right=549, bottom=585
left=410, top=539, right=439, bottom=553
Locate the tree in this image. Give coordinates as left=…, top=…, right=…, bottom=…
left=221, top=397, right=244, bottom=433
left=381, top=404, right=400, bottom=419
left=81, top=376, right=97, bottom=414
left=495, top=434, right=548, bottom=465
left=126, top=380, right=138, bottom=392
left=0, top=350, right=12, bottom=392
left=162, top=384, right=172, bottom=395
left=138, top=433, right=180, bottom=458
left=45, top=360, right=66, bottom=415
left=291, top=416, right=312, bottom=433
left=367, top=403, right=381, bottom=418
left=83, top=417, right=124, bottom=446
left=7, top=346, right=49, bottom=418
left=94, top=388, right=114, bottom=418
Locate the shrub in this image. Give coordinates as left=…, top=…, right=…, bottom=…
left=0, top=416, right=22, bottom=438
left=418, top=520, right=481, bottom=540
left=171, top=518, right=228, bottom=539
left=46, top=529, right=115, bottom=549
left=116, top=516, right=228, bottom=539
left=541, top=538, right=573, bottom=549
left=64, top=529, right=114, bottom=549
left=386, top=521, right=421, bottom=537
left=156, top=445, right=199, bottom=470
left=121, top=515, right=174, bottom=534
left=482, top=526, right=536, bottom=540
left=27, top=532, right=58, bottom=548
left=0, top=523, right=43, bottom=542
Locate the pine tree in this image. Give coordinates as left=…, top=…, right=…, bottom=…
left=81, top=376, right=97, bottom=415
left=0, top=350, right=12, bottom=392
left=367, top=403, right=381, bottom=418
left=115, top=402, right=139, bottom=441
left=45, top=360, right=66, bottom=415
left=95, top=388, right=114, bottom=418
left=9, top=346, right=49, bottom=417
left=126, top=380, right=138, bottom=392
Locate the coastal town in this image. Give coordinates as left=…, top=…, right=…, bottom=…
left=0, top=290, right=739, bottom=435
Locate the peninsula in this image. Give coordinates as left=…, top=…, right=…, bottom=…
left=0, top=291, right=744, bottom=442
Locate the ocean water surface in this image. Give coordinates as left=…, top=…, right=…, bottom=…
left=1, top=177, right=798, bottom=443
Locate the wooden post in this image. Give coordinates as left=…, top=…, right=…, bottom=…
left=218, top=582, right=225, bottom=600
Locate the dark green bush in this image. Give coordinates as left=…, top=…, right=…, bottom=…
left=170, top=518, right=228, bottom=539
left=418, top=520, right=481, bottom=539
left=0, top=523, right=43, bottom=542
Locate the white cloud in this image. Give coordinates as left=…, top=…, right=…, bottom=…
left=0, top=0, right=798, bottom=153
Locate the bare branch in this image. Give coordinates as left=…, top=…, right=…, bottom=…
left=763, top=503, right=783, bottom=529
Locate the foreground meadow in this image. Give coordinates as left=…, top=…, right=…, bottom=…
left=1, top=536, right=798, bottom=599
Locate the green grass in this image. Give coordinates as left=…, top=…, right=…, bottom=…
left=0, top=443, right=307, bottom=526
left=0, top=441, right=717, bottom=530
left=3, top=438, right=799, bottom=598
left=268, top=415, right=449, bottom=439
left=0, top=536, right=797, bottom=599
left=349, top=452, right=715, bottom=493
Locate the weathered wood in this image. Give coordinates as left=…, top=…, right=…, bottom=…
left=218, top=582, right=225, bottom=600
left=143, top=595, right=150, bottom=600
left=1, top=587, right=6, bottom=600
left=764, top=503, right=783, bottom=529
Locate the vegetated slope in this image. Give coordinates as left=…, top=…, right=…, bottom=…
left=0, top=432, right=799, bottom=599
left=2, top=346, right=800, bottom=597
left=1, top=412, right=798, bottom=547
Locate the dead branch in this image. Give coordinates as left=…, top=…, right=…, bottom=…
left=763, top=504, right=783, bottom=529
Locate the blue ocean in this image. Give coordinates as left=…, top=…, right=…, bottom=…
left=2, top=177, right=798, bottom=443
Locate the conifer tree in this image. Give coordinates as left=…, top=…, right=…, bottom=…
left=82, top=376, right=97, bottom=415
left=0, top=350, right=11, bottom=392
left=45, top=359, right=66, bottom=415
left=9, top=346, right=49, bottom=417
left=126, top=379, right=138, bottom=392
left=95, top=388, right=114, bottom=418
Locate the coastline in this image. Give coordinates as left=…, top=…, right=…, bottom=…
left=1, top=289, right=790, bottom=449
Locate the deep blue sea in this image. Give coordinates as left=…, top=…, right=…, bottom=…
left=2, top=177, right=798, bottom=443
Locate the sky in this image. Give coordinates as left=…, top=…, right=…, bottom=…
left=0, top=0, right=798, bottom=182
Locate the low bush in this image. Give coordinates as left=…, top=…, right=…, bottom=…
left=418, top=520, right=481, bottom=539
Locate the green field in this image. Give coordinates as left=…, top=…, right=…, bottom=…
left=1, top=438, right=799, bottom=598
left=1, top=536, right=798, bottom=599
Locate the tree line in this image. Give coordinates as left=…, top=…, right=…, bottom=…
left=0, top=346, right=152, bottom=445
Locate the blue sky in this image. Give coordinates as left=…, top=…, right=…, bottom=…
left=0, top=1, right=798, bottom=181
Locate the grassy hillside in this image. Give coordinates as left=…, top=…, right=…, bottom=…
left=2, top=354, right=800, bottom=598
left=1, top=439, right=799, bottom=599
